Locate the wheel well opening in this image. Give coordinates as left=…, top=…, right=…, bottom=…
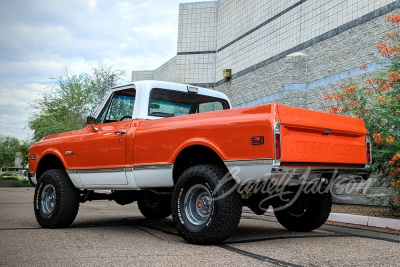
left=37, top=154, right=65, bottom=180
left=173, top=145, right=226, bottom=183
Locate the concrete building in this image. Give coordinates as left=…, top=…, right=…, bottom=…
left=132, top=0, right=400, bottom=205
left=132, top=0, right=400, bottom=111
left=132, top=0, right=400, bottom=109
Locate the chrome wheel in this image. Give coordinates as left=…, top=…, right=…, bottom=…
left=40, top=184, right=56, bottom=215
left=184, top=184, right=213, bottom=226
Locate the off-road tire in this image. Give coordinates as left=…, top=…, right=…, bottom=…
left=274, top=191, right=332, bottom=231
left=137, top=193, right=172, bottom=219
left=172, top=164, right=242, bottom=244
left=34, top=169, right=80, bottom=228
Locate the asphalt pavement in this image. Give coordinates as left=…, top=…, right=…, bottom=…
left=1, top=188, right=400, bottom=266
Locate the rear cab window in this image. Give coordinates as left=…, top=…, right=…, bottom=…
left=149, top=88, right=229, bottom=118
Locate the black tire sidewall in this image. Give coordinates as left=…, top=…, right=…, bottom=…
left=34, top=169, right=80, bottom=228
left=172, top=165, right=242, bottom=244
left=34, top=173, right=60, bottom=221
left=274, top=192, right=332, bottom=231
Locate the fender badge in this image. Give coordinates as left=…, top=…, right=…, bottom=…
left=323, top=129, right=332, bottom=135
left=65, top=151, right=75, bottom=155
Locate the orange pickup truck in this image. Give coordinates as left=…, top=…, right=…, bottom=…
left=29, top=80, right=371, bottom=244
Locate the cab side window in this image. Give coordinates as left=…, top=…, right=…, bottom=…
left=96, top=89, right=136, bottom=124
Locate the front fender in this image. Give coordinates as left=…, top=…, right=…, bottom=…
left=39, top=148, right=69, bottom=169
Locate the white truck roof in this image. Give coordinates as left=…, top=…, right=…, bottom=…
left=97, top=80, right=231, bottom=120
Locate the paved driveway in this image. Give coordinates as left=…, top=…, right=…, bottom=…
left=1, top=188, right=399, bottom=266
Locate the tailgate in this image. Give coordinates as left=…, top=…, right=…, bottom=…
left=277, top=105, right=368, bottom=165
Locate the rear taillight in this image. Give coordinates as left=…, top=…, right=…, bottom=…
left=274, top=123, right=281, bottom=161
left=275, top=134, right=281, bottom=159
left=366, top=135, right=372, bottom=164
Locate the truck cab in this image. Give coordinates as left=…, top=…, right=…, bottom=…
left=28, top=81, right=231, bottom=188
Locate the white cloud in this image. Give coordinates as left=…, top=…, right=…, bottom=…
left=88, top=0, right=97, bottom=10
left=0, top=0, right=211, bottom=140
left=0, top=82, right=50, bottom=140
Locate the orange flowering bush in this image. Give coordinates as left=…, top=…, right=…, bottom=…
left=323, top=14, right=400, bottom=210
left=389, top=153, right=400, bottom=205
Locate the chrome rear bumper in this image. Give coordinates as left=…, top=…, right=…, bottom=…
left=224, top=159, right=371, bottom=185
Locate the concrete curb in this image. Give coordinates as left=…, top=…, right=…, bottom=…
left=243, top=207, right=400, bottom=231
left=327, top=213, right=400, bottom=231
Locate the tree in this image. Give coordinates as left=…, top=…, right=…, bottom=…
left=323, top=14, right=400, bottom=212
left=18, top=139, right=32, bottom=168
left=0, top=135, right=20, bottom=169
left=29, top=63, right=125, bottom=142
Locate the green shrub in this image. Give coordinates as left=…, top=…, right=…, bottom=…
left=0, top=173, right=27, bottom=181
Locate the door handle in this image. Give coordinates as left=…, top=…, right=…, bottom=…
left=114, top=130, right=127, bottom=134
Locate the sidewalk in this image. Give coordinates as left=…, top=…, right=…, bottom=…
left=244, top=207, right=400, bottom=231
left=327, top=212, right=400, bottom=231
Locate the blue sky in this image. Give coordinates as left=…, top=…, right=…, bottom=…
left=0, top=0, right=209, bottom=140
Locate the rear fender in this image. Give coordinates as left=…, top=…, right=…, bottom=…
left=171, top=138, right=227, bottom=163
